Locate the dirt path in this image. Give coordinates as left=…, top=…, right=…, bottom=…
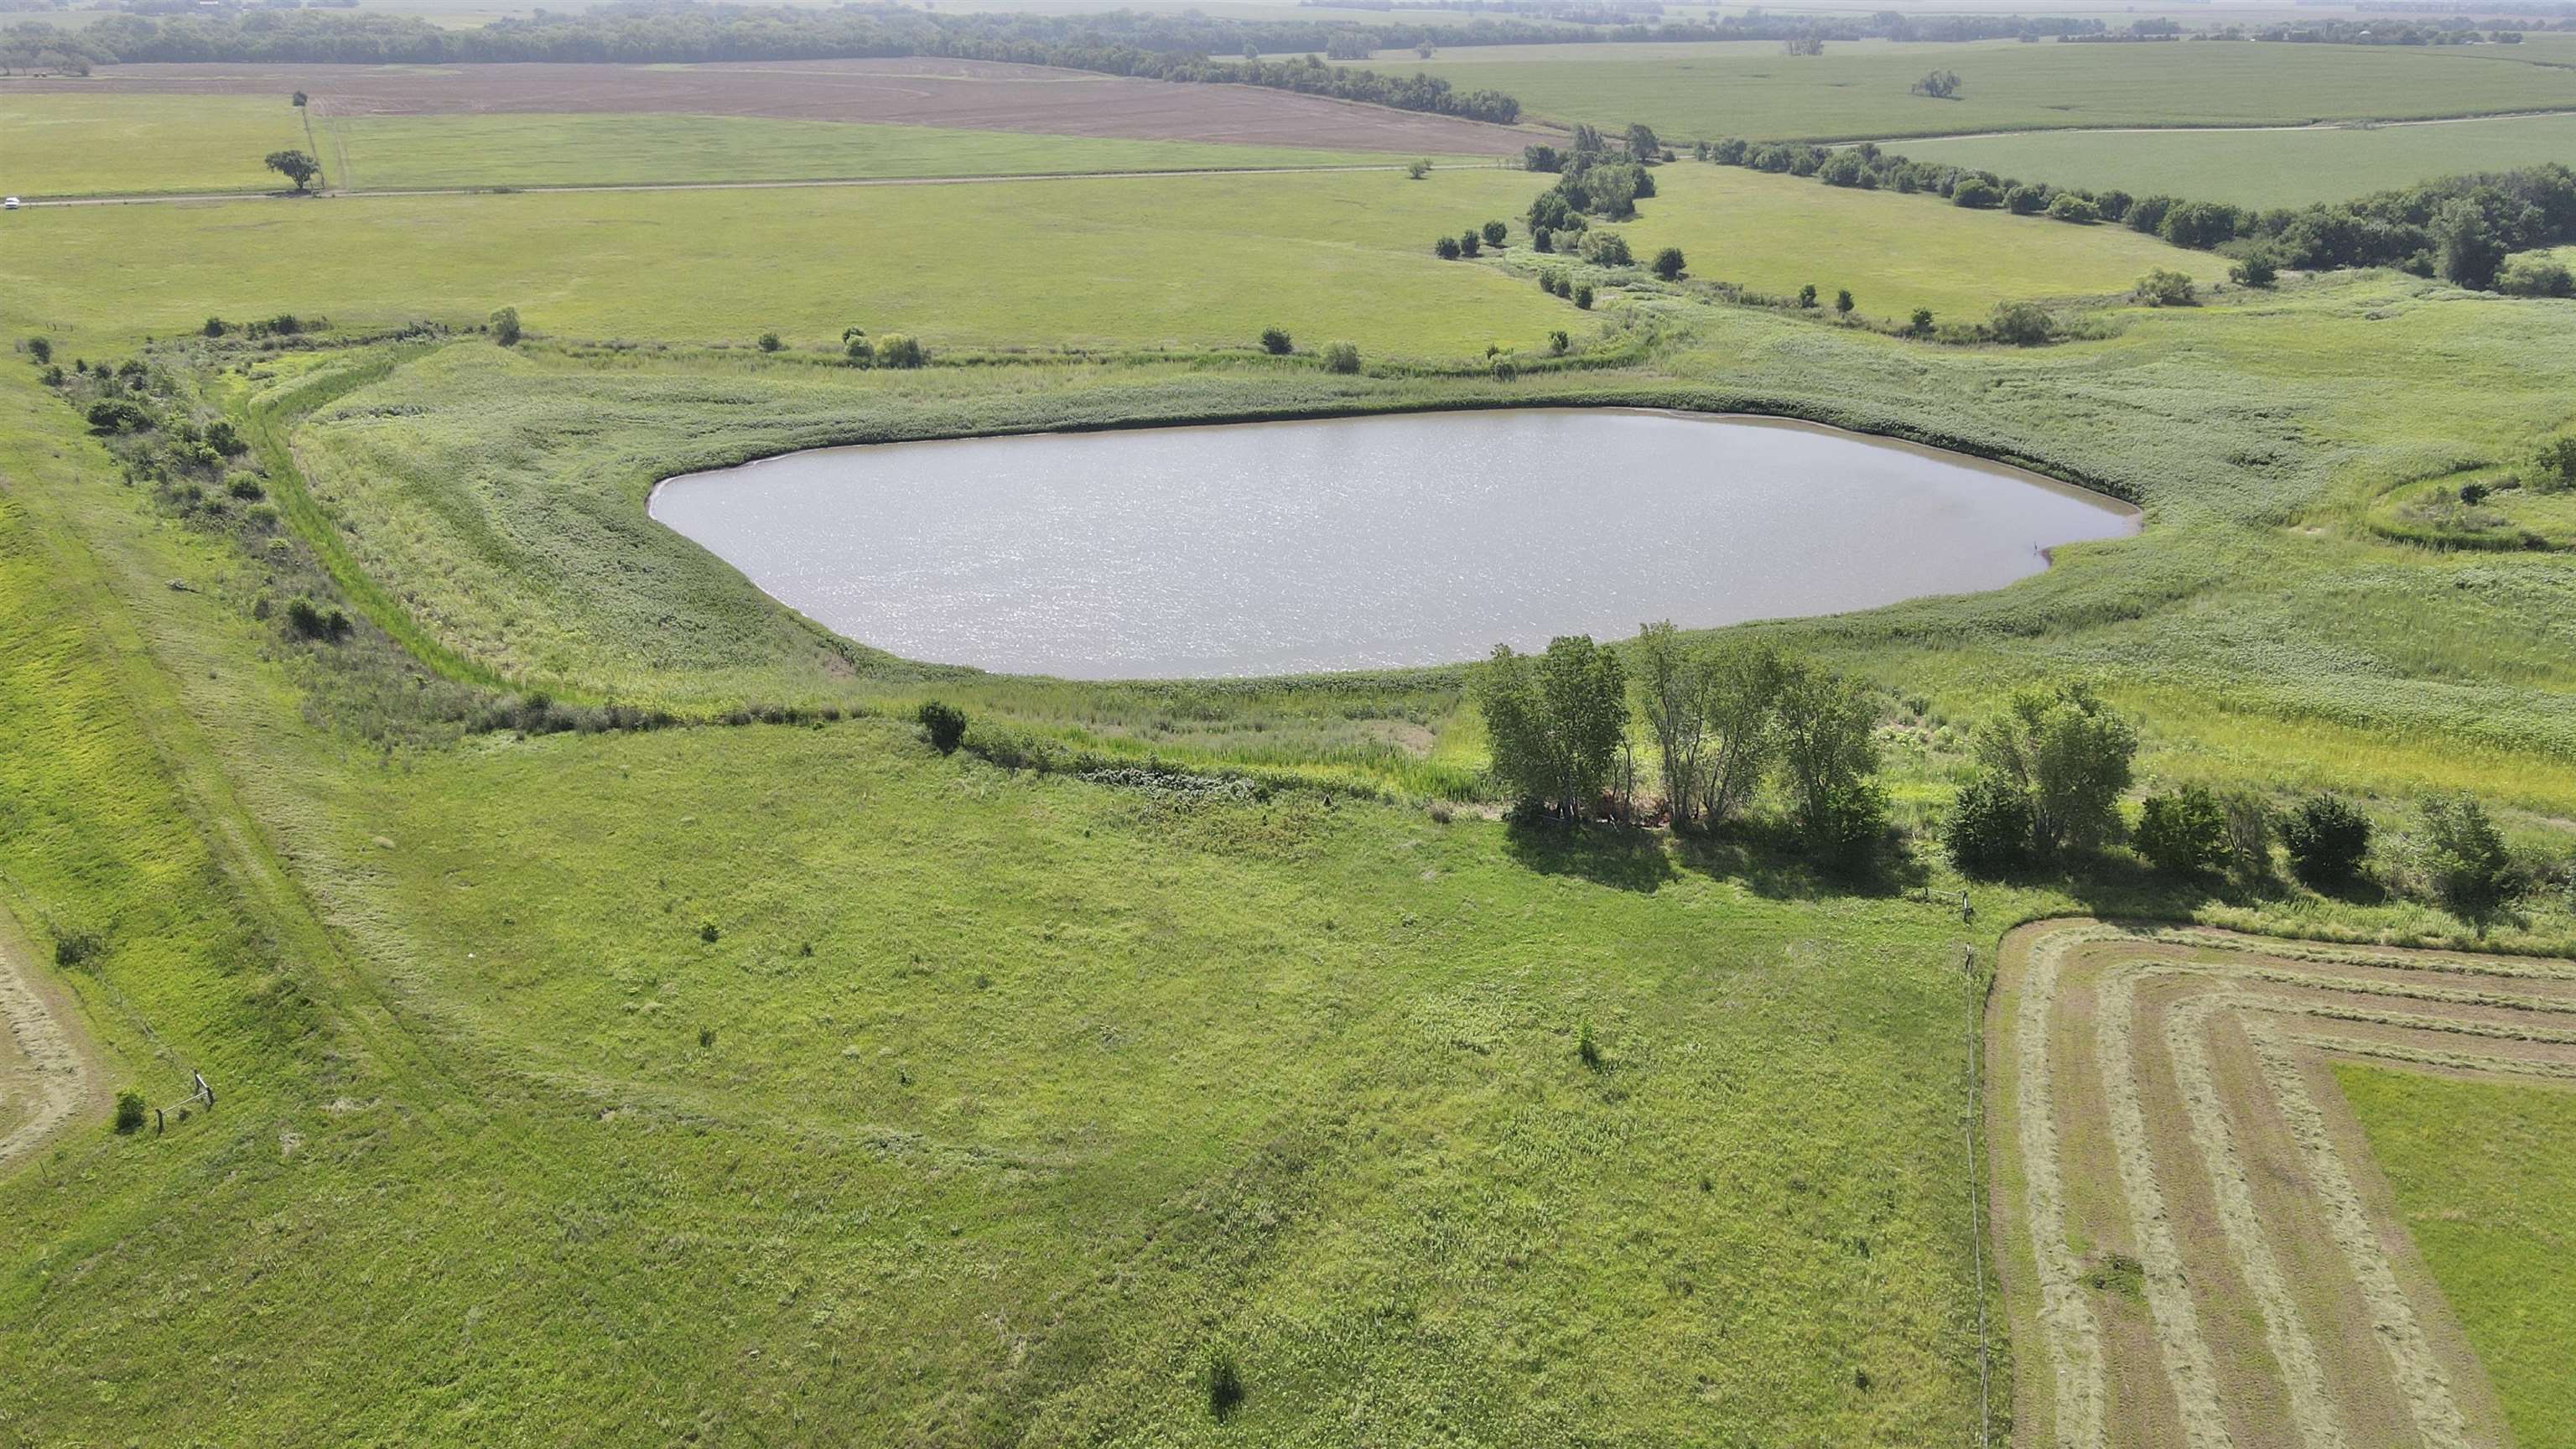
left=0, top=906, right=106, bottom=1171
left=1853, top=106, right=2576, bottom=147
left=10, top=159, right=1480, bottom=208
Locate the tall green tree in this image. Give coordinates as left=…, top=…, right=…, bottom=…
left=1975, top=681, right=2137, bottom=857
left=264, top=148, right=323, bottom=192
left=1475, top=636, right=1628, bottom=823
left=1772, top=662, right=1880, bottom=848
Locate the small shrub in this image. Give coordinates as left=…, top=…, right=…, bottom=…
left=917, top=699, right=969, bottom=754
left=1405, top=158, right=1431, bottom=180
left=1650, top=246, right=1686, bottom=281
left=225, top=472, right=265, bottom=501
left=1572, top=284, right=1594, bottom=310
left=875, top=334, right=925, bottom=369
left=202, top=316, right=230, bottom=338
left=1951, top=178, right=2001, bottom=209
left=1489, top=354, right=1519, bottom=382
left=2045, top=192, right=2099, bottom=224
left=2421, top=793, right=2516, bottom=927
left=1834, top=288, right=1854, bottom=315
left=699, top=918, right=720, bottom=944
left=1482, top=219, right=1507, bottom=247
left=1434, top=235, right=1461, bottom=260
left=1204, top=1348, right=1246, bottom=1420
left=54, top=927, right=104, bottom=968
left=115, top=1090, right=148, bottom=1135
left=756, top=331, right=782, bottom=352
left=1458, top=229, right=1481, bottom=258
left=1548, top=329, right=1570, bottom=356
left=24, top=336, right=50, bottom=365
left=1531, top=225, right=1553, bottom=253
left=2132, top=268, right=2198, bottom=307
left=1944, top=772, right=2033, bottom=877
left=1322, top=340, right=1362, bottom=374
left=2219, top=790, right=2276, bottom=879
left=2283, top=793, right=2371, bottom=887
left=2230, top=255, right=2279, bottom=288
left=489, top=306, right=522, bottom=346
left=1908, top=308, right=1935, bottom=336
left=2136, top=786, right=2232, bottom=876
left=2459, top=480, right=2490, bottom=506
left=1258, top=327, right=1292, bottom=356
left=1580, top=231, right=1633, bottom=267
left=1988, top=301, right=2055, bottom=345
left=699, top=1026, right=717, bottom=1049
left=1798, top=283, right=1818, bottom=309
left=283, top=596, right=351, bottom=641
left=1576, top=1020, right=1602, bottom=1069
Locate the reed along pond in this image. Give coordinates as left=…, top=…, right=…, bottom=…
left=651, top=408, right=2139, bottom=679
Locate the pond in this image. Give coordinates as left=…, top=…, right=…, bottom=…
left=649, top=408, right=2138, bottom=679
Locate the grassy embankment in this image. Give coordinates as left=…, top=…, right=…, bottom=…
left=3, top=147, right=2574, bottom=1445
left=1347, top=39, right=2576, bottom=142
left=1894, top=112, right=2576, bottom=210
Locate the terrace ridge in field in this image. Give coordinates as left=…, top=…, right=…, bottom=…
left=1988, top=920, right=2574, bottom=1449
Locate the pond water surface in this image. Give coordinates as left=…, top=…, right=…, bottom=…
left=650, top=408, right=2137, bottom=678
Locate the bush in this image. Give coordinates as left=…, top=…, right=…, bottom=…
left=202, top=316, right=230, bottom=338
left=1531, top=226, right=1553, bottom=253
left=283, top=596, right=351, bottom=641
left=24, top=336, right=50, bottom=365
left=875, top=334, right=925, bottom=368
left=2421, top=793, right=2516, bottom=927
left=1482, top=219, right=1508, bottom=247
left=1321, top=340, right=1362, bottom=374
left=1576, top=1019, right=1602, bottom=1068
left=1458, top=229, right=1481, bottom=258
left=2136, top=786, right=2232, bottom=876
left=115, top=1090, right=148, bottom=1135
left=1258, top=327, right=1292, bottom=355
left=1834, top=288, right=1854, bottom=315
left=2530, top=434, right=2576, bottom=491
left=1204, top=1348, right=1245, bottom=1420
left=1907, top=308, right=1935, bottom=337
left=1797, top=283, right=1818, bottom=309
left=1434, top=235, right=1462, bottom=260
left=54, top=927, right=104, bottom=968
left=2496, top=254, right=2574, bottom=299
left=1580, top=231, right=1633, bottom=267
left=917, top=699, right=969, bottom=754
left=2132, top=268, right=2198, bottom=307
left=1987, top=301, right=2055, bottom=345
left=2220, top=790, right=2277, bottom=879
left=225, top=472, right=265, bottom=500
left=2045, top=192, right=2099, bottom=225
left=489, top=306, right=522, bottom=346
left=1944, top=772, right=2033, bottom=877
left=2230, top=255, right=2278, bottom=288
left=1489, top=354, right=1519, bottom=381
left=2005, top=185, right=2048, bottom=216
left=1951, top=178, right=2001, bottom=209
left=1548, top=329, right=1570, bottom=356
left=2283, top=793, right=2372, bottom=886
left=756, top=331, right=782, bottom=352
left=1650, top=246, right=1685, bottom=281
left=1572, top=284, right=1594, bottom=310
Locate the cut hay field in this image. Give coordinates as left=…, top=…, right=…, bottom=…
left=1603, top=162, right=2225, bottom=322
left=0, top=93, right=308, bottom=197
left=1345, top=39, right=2576, bottom=142
left=1893, top=113, right=2576, bottom=210
left=1987, top=921, right=2576, bottom=1449
left=0, top=169, right=1570, bottom=355
left=312, top=112, right=1489, bottom=190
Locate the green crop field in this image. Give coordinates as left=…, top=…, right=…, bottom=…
left=2340, top=1067, right=2576, bottom=1447
left=1602, top=161, right=2223, bottom=321
left=0, top=169, right=1566, bottom=356
left=1894, top=113, right=2576, bottom=210
left=310, top=112, right=1488, bottom=191
left=0, top=93, right=311, bottom=197
left=1347, top=39, right=2576, bottom=142
left=6, top=47, right=2576, bottom=1446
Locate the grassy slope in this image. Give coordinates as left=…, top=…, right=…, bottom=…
left=1347, top=39, right=2576, bottom=142
left=1893, top=113, right=2576, bottom=210
left=2336, top=1067, right=2576, bottom=1447
left=1605, top=162, right=2225, bottom=320
left=0, top=93, right=310, bottom=197
left=0, top=169, right=1568, bottom=356
left=314, top=111, right=1488, bottom=190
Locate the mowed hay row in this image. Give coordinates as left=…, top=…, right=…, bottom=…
left=1987, top=920, right=2576, bottom=1449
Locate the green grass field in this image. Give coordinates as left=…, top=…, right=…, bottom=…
left=1604, top=161, right=2224, bottom=320
left=1893, top=112, right=2576, bottom=209
left=311, top=112, right=1488, bottom=190
left=0, top=169, right=1567, bottom=355
left=2339, top=1067, right=2576, bottom=1448
left=6, top=76, right=2576, bottom=1446
left=0, top=93, right=310, bottom=197
left=1349, top=39, right=2576, bottom=142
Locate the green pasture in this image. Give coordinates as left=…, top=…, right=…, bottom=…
left=2340, top=1067, right=2576, bottom=1448
left=0, top=169, right=1568, bottom=355
left=311, top=112, right=1489, bottom=191
left=1894, top=112, right=2576, bottom=210
left=4, top=122, right=2576, bottom=1447
left=0, top=93, right=309, bottom=197
left=1604, top=160, right=2225, bottom=320
left=1348, top=39, right=2576, bottom=142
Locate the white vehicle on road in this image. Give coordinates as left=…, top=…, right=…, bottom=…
left=2, top=198, right=21, bottom=210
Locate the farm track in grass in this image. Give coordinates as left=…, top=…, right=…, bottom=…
left=0, top=906, right=105, bottom=1171
left=1988, top=920, right=2576, bottom=1449
left=0, top=58, right=1535, bottom=153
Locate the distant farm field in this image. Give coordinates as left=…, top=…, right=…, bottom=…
left=1605, top=163, right=2223, bottom=322
left=8, top=58, right=1530, bottom=153
left=0, top=169, right=1571, bottom=354
left=314, top=112, right=1488, bottom=190
left=0, top=94, right=307, bottom=197
left=1895, top=113, right=2576, bottom=210
left=1347, top=39, right=2576, bottom=141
